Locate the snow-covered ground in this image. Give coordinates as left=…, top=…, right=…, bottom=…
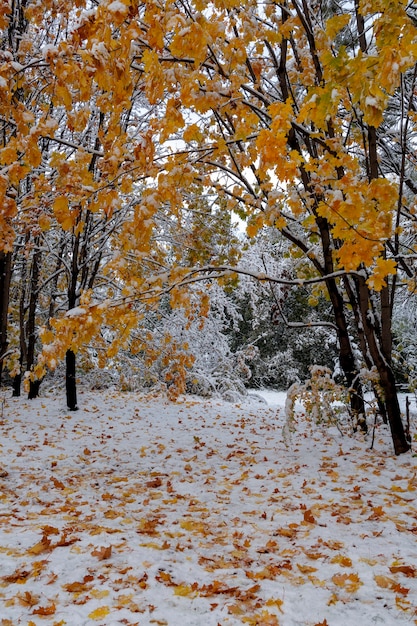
left=0, top=388, right=416, bottom=625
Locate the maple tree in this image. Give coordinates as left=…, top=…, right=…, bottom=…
left=122, top=0, right=414, bottom=455
left=1, top=0, right=416, bottom=454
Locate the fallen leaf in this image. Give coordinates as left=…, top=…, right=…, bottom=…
left=297, top=564, right=318, bottom=574
left=242, top=610, right=280, bottom=625
left=303, top=509, right=316, bottom=524
left=50, top=476, right=66, bottom=489
left=146, top=477, right=162, bottom=488
left=331, top=554, right=352, bottom=567
left=367, top=506, right=385, bottom=520
left=389, top=565, right=416, bottom=577
left=28, top=536, right=51, bottom=555
left=393, top=583, right=410, bottom=596
left=265, top=597, right=284, bottom=612
left=91, top=545, right=112, bottom=560
left=2, top=568, right=31, bottom=583
left=63, top=575, right=94, bottom=593
left=374, top=575, right=397, bottom=589
left=173, top=584, right=196, bottom=596
left=332, top=572, right=362, bottom=593
left=17, top=591, right=39, bottom=607
left=32, top=603, right=56, bottom=615
left=274, top=526, right=297, bottom=538
left=155, top=571, right=174, bottom=585
left=88, top=606, right=110, bottom=619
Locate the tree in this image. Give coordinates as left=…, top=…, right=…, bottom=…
left=1, top=0, right=153, bottom=406
left=126, top=0, right=413, bottom=454
left=226, top=229, right=338, bottom=389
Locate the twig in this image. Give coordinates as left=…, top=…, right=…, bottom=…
left=369, top=408, right=378, bottom=450
left=405, top=395, right=411, bottom=448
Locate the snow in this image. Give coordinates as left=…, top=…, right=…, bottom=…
left=0, top=388, right=416, bottom=625
left=65, top=307, right=87, bottom=318
left=365, top=96, right=379, bottom=108
left=107, top=1, right=129, bottom=15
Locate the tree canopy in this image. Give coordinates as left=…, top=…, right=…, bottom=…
left=1, top=0, right=417, bottom=454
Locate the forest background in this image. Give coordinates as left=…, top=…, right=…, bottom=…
left=1, top=0, right=417, bottom=455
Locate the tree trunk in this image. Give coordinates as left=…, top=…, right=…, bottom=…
left=12, top=371, right=22, bottom=397
left=66, top=226, right=80, bottom=410
left=332, top=299, right=367, bottom=432
left=0, top=251, right=12, bottom=386
left=317, top=214, right=367, bottom=431
left=355, top=276, right=409, bottom=455
left=28, top=378, right=42, bottom=400
left=26, top=242, right=41, bottom=399
left=65, top=349, right=78, bottom=410
left=378, top=363, right=409, bottom=455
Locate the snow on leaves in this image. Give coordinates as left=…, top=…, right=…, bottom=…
left=0, top=0, right=416, bottom=407
left=0, top=392, right=416, bottom=624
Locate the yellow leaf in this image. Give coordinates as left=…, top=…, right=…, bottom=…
left=367, top=257, right=397, bottom=291
left=173, top=584, right=196, bottom=596
left=297, top=564, right=318, bottom=574
left=332, top=572, right=362, bottom=593
left=374, top=575, right=396, bottom=589
left=55, top=84, right=72, bottom=110
left=91, top=589, right=110, bottom=599
left=142, top=49, right=165, bottom=104
left=53, top=196, right=77, bottom=231
left=242, top=611, right=280, bottom=625
left=88, top=606, right=110, bottom=620
left=325, top=14, right=351, bottom=39
left=28, top=536, right=51, bottom=555
left=330, top=554, right=352, bottom=567
left=179, top=519, right=206, bottom=533
left=265, top=597, right=284, bottom=612
left=38, top=214, right=51, bottom=232
left=170, top=21, right=208, bottom=65
left=183, top=123, right=203, bottom=143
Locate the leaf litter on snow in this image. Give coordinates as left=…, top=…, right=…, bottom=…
left=0, top=389, right=416, bottom=625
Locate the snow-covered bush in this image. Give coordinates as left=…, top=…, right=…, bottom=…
left=284, top=365, right=352, bottom=441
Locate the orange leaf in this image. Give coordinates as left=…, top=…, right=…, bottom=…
left=17, top=591, right=38, bottom=607
left=32, top=603, right=56, bottom=616
left=374, top=575, right=396, bottom=589
left=265, top=597, right=284, bottom=612
left=2, top=568, right=31, bottom=583
left=28, top=536, right=51, bottom=555
left=274, top=526, right=297, bottom=538
left=146, top=476, right=162, bottom=488
left=297, top=564, right=318, bottom=574
left=303, top=509, right=316, bottom=524
left=91, top=545, right=112, bottom=560
left=367, top=506, right=385, bottom=520
left=393, top=583, right=410, bottom=596
left=63, top=575, right=94, bottom=593
left=332, top=572, right=362, bottom=592
left=389, top=565, right=416, bottom=577
left=331, top=554, right=352, bottom=567
left=155, top=570, right=174, bottom=585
